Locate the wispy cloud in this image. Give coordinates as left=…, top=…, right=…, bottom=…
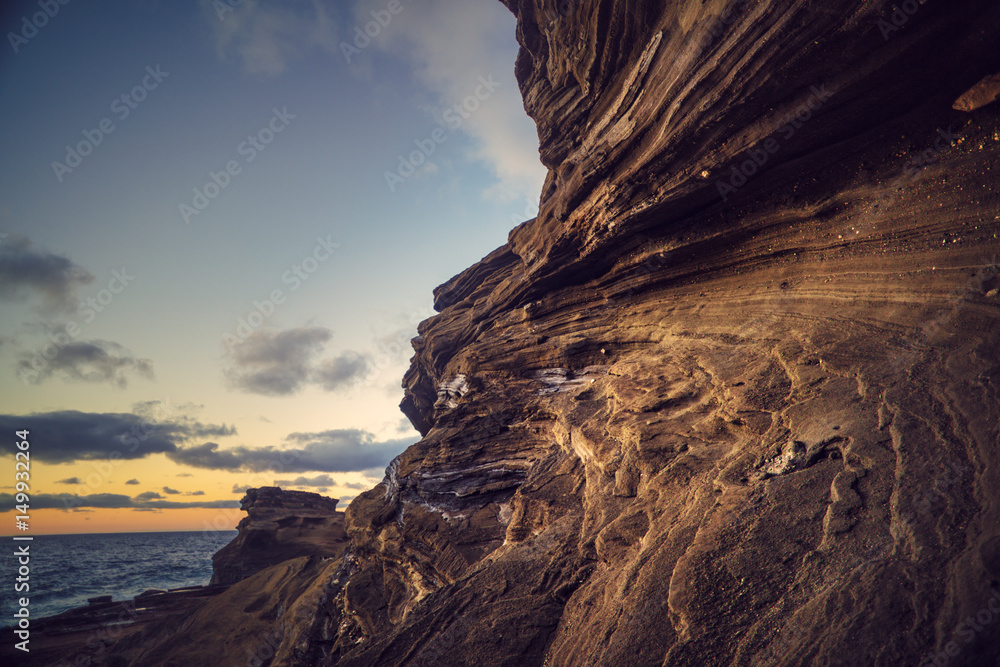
left=0, top=411, right=411, bottom=475
left=223, top=327, right=372, bottom=395
left=204, top=0, right=340, bottom=75
left=350, top=0, right=545, bottom=201
left=314, top=351, right=370, bottom=391
left=0, top=493, right=239, bottom=512
left=0, top=234, right=94, bottom=310
left=168, top=428, right=412, bottom=473
left=17, top=340, right=154, bottom=388
left=273, top=473, right=335, bottom=487
left=224, top=326, right=332, bottom=395
left=0, top=410, right=236, bottom=463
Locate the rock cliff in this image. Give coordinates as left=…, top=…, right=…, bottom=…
left=106, top=1, right=1000, bottom=665
left=211, top=487, right=346, bottom=585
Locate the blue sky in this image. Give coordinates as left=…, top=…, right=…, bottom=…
left=0, top=0, right=544, bottom=532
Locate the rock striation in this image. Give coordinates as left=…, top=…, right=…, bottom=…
left=211, top=486, right=346, bottom=586
left=103, top=1, right=1000, bottom=665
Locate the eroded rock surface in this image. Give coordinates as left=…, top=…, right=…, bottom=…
left=105, top=1, right=1000, bottom=665
left=315, top=2, right=1000, bottom=665
left=211, top=487, right=346, bottom=586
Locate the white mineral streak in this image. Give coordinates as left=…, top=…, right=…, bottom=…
left=435, top=374, right=470, bottom=409
left=532, top=366, right=606, bottom=395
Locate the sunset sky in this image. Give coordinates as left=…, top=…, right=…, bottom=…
left=0, top=0, right=545, bottom=535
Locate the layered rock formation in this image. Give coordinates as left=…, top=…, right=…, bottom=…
left=212, top=487, right=346, bottom=585
left=1, top=488, right=348, bottom=667
left=0, top=586, right=229, bottom=667
left=102, top=1, right=1000, bottom=665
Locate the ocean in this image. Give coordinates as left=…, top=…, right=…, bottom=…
left=2, top=530, right=237, bottom=620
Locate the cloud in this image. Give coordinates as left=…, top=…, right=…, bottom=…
left=272, top=475, right=369, bottom=491
left=131, top=400, right=238, bottom=439
left=188, top=490, right=205, bottom=496
left=0, top=493, right=240, bottom=512
left=351, top=0, right=546, bottom=201
left=168, top=429, right=413, bottom=473
left=135, top=491, right=163, bottom=500
left=17, top=340, right=154, bottom=388
left=224, top=327, right=332, bottom=396
left=125, top=478, right=140, bottom=485
left=0, top=412, right=410, bottom=478
left=232, top=484, right=252, bottom=494
left=176, top=473, right=194, bottom=477
left=56, top=477, right=83, bottom=484
left=163, top=486, right=181, bottom=495
left=205, top=0, right=340, bottom=75
left=273, top=474, right=335, bottom=487
left=0, top=410, right=237, bottom=463
left=313, top=352, right=370, bottom=391
left=0, top=235, right=94, bottom=310
left=224, top=327, right=374, bottom=395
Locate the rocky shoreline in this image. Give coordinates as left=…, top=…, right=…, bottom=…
left=6, top=0, right=1000, bottom=664
left=0, top=487, right=347, bottom=667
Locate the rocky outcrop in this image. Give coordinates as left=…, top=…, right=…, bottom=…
left=3, top=488, right=349, bottom=666
left=211, top=487, right=346, bottom=585
left=101, top=1, right=999, bottom=665
left=307, top=2, right=1000, bottom=665
left=104, top=557, right=338, bottom=667
left=0, top=585, right=229, bottom=667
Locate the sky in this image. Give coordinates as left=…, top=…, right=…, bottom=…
left=0, top=0, right=546, bottom=535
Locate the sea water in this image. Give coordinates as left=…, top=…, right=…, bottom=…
left=1, top=530, right=237, bottom=620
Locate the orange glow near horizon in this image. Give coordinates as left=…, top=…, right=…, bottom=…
left=1, top=507, right=247, bottom=536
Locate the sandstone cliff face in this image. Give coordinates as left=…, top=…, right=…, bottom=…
left=316, top=2, right=1000, bottom=665
left=211, top=487, right=346, bottom=586
left=110, top=1, right=1000, bottom=665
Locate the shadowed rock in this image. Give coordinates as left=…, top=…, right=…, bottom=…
left=953, top=72, right=1000, bottom=112
left=211, top=486, right=347, bottom=586
left=89, top=1, right=1000, bottom=665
